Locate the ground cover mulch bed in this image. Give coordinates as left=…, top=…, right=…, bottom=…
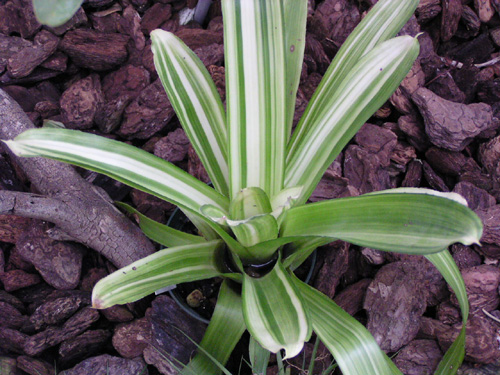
left=1, top=0, right=500, bottom=374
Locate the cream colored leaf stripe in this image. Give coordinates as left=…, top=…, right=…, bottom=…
left=223, top=0, right=286, bottom=198
left=151, top=30, right=229, bottom=197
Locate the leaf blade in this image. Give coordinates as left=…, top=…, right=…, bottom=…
left=92, top=240, right=225, bottom=309
left=283, top=0, right=308, bottom=137
left=287, top=0, right=418, bottom=157
left=280, top=189, right=483, bottom=254
left=151, top=30, right=229, bottom=196
left=3, top=128, right=229, bottom=214
left=223, top=0, right=287, bottom=198
left=285, top=35, right=420, bottom=204
left=242, top=260, right=311, bottom=359
left=32, top=0, right=83, bottom=27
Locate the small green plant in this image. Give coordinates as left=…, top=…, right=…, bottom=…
left=4, top=1, right=482, bottom=374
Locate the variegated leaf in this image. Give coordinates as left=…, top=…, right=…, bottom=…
left=151, top=30, right=229, bottom=196
left=222, top=0, right=287, bottom=198
left=242, top=259, right=311, bottom=359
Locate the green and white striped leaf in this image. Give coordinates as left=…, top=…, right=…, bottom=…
left=283, top=0, right=308, bottom=137
left=293, top=277, right=402, bottom=375
left=287, top=0, right=418, bottom=156
left=32, top=0, right=83, bottom=27
left=3, top=129, right=229, bottom=214
left=285, top=35, right=419, bottom=204
left=182, top=280, right=246, bottom=375
left=227, top=214, right=279, bottom=254
left=426, top=250, right=468, bottom=375
left=151, top=30, right=229, bottom=196
left=116, top=202, right=206, bottom=247
left=92, top=240, right=225, bottom=309
left=242, top=259, right=311, bottom=359
left=222, top=0, right=287, bottom=198
left=280, top=189, right=483, bottom=254
left=229, top=187, right=272, bottom=220
left=270, top=186, right=303, bottom=223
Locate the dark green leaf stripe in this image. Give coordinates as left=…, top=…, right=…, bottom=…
left=92, top=240, right=225, bottom=308
left=283, top=0, right=308, bottom=137
left=223, top=0, right=287, bottom=198
left=151, top=30, right=229, bottom=196
left=281, top=191, right=482, bottom=254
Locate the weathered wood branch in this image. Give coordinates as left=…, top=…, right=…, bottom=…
left=0, top=89, right=155, bottom=268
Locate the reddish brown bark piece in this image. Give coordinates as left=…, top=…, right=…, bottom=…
left=311, top=0, right=360, bottom=44
left=437, top=301, right=461, bottom=325
left=451, top=244, right=482, bottom=270
left=112, top=318, right=151, bottom=358
left=30, top=296, right=84, bottom=330
left=314, top=241, right=350, bottom=298
left=0, top=301, right=27, bottom=329
left=60, top=29, right=129, bottom=71
left=334, top=278, right=372, bottom=316
left=60, top=74, right=103, bottom=130
left=143, top=295, right=206, bottom=374
left=393, top=339, right=442, bottom=375
left=101, top=305, right=134, bottom=323
left=476, top=205, right=500, bottom=247
left=141, top=3, right=173, bottom=35
left=0, top=269, right=41, bottom=292
left=59, top=329, right=112, bottom=366
left=48, top=8, right=88, bottom=36
left=0, top=327, right=28, bottom=354
left=0, top=35, right=32, bottom=72
left=475, top=0, right=496, bottom=22
left=441, top=0, right=463, bottom=42
left=154, top=128, right=190, bottom=163
left=479, top=135, right=500, bottom=181
left=23, top=307, right=99, bottom=356
left=0, top=215, right=31, bottom=243
left=344, top=123, right=397, bottom=194
left=412, top=87, right=496, bottom=151
left=119, top=79, right=176, bottom=139
left=438, top=315, right=500, bottom=364
left=16, top=221, right=84, bottom=290
left=16, top=356, right=55, bottom=375
left=174, top=28, right=223, bottom=51
left=364, top=259, right=445, bottom=352
left=452, top=181, right=496, bottom=211
left=60, top=354, right=147, bottom=375
left=453, top=265, right=500, bottom=314
left=416, top=0, right=441, bottom=23
left=7, top=30, right=59, bottom=79
left=96, top=64, right=150, bottom=133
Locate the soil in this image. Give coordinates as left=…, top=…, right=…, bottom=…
left=1, top=0, right=500, bottom=374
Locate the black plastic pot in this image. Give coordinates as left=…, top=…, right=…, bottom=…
left=165, top=207, right=317, bottom=324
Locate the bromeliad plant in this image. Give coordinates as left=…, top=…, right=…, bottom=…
left=3, top=0, right=483, bottom=374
